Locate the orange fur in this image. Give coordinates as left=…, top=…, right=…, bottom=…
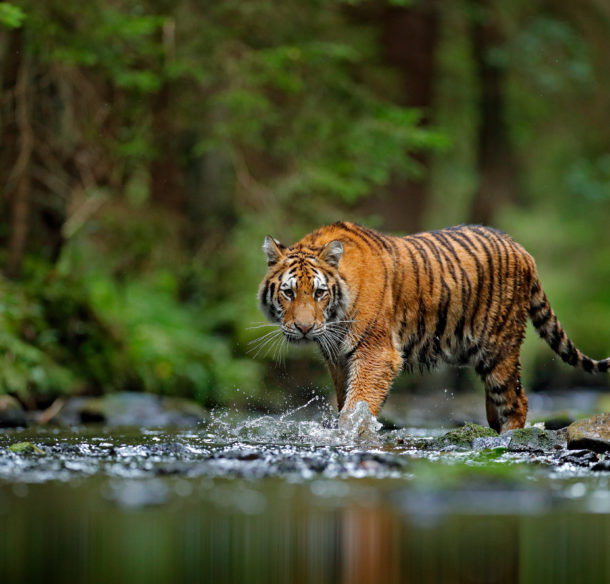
left=258, top=222, right=609, bottom=432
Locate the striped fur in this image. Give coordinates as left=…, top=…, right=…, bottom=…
left=258, top=222, right=609, bottom=433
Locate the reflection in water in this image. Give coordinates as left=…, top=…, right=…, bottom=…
left=0, top=402, right=608, bottom=584
left=1, top=477, right=609, bottom=584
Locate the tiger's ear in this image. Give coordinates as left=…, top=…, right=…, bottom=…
left=262, top=235, right=286, bottom=266
left=320, top=240, right=343, bottom=268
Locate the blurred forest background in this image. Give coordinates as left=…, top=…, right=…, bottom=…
left=1, top=0, right=609, bottom=410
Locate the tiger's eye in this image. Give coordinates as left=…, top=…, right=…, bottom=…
left=314, top=289, right=327, bottom=300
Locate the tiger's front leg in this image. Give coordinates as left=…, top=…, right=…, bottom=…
left=336, top=341, right=403, bottom=426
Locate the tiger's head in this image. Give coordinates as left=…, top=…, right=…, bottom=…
left=258, top=236, right=349, bottom=344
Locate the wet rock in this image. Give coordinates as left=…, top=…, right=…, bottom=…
left=64, top=393, right=207, bottom=427
left=215, top=448, right=263, bottom=461
left=0, top=395, right=27, bottom=428
left=8, top=441, right=45, bottom=455
left=433, top=423, right=498, bottom=450
left=557, top=450, right=599, bottom=468
left=303, top=457, right=328, bottom=473
left=591, top=460, right=610, bottom=472
left=276, top=457, right=302, bottom=474
left=567, top=414, right=610, bottom=453
left=506, top=427, right=561, bottom=453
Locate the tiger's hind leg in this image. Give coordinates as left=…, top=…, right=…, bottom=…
left=476, top=349, right=528, bottom=433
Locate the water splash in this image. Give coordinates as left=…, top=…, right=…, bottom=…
left=338, top=401, right=382, bottom=442
left=201, top=398, right=382, bottom=446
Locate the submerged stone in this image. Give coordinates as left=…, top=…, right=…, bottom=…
left=567, top=413, right=610, bottom=453
left=0, top=395, right=27, bottom=428
left=8, top=441, right=45, bottom=455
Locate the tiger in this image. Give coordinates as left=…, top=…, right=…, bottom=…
left=257, top=221, right=609, bottom=433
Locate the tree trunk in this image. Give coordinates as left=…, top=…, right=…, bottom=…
left=2, top=29, right=33, bottom=278
left=149, top=83, right=185, bottom=213
left=361, top=2, right=440, bottom=234
left=469, top=0, right=518, bottom=225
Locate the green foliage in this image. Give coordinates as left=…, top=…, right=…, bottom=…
left=0, top=3, right=25, bottom=29
left=0, top=277, right=79, bottom=397
left=1, top=0, right=609, bottom=406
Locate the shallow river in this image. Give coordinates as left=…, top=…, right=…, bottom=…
left=1, top=400, right=608, bottom=584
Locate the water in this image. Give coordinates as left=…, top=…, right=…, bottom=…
left=1, top=399, right=609, bottom=583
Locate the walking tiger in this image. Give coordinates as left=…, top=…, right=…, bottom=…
left=257, top=222, right=609, bottom=433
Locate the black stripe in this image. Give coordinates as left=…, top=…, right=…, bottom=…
left=417, top=340, right=431, bottom=366
left=454, top=316, right=465, bottom=341
left=406, top=236, right=434, bottom=291
left=475, top=227, right=506, bottom=331
left=404, top=242, right=421, bottom=296
left=495, top=239, right=520, bottom=333
left=469, top=230, right=495, bottom=340
left=582, top=357, right=595, bottom=373
left=446, top=230, right=485, bottom=335
left=475, top=353, right=504, bottom=378
left=531, top=280, right=540, bottom=296
left=261, top=281, right=270, bottom=303
left=428, top=231, right=459, bottom=283
left=360, top=225, right=394, bottom=253
left=431, top=231, right=467, bottom=293
left=433, top=283, right=451, bottom=354
left=412, top=234, right=445, bottom=272
left=561, top=340, right=579, bottom=366
left=548, top=323, right=563, bottom=353
left=345, top=321, right=376, bottom=361
left=417, top=297, right=427, bottom=340
left=336, top=222, right=379, bottom=254
left=532, top=309, right=552, bottom=329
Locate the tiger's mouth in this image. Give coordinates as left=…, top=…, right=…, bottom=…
left=282, top=323, right=322, bottom=343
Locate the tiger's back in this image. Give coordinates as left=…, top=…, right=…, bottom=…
left=258, top=222, right=609, bottom=432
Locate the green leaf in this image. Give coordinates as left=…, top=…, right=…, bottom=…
left=0, top=3, right=26, bottom=29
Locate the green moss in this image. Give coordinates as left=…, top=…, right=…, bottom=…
left=507, top=427, right=559, bottom=452
left=8, top=442, right=45, bottom=455
left=433, top=423, right=498, bottom=449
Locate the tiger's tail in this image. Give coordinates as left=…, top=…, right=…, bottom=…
left=529, top=278, right=609, bottom=373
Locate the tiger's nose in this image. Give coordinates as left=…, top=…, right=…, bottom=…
left=294, top=322, right=314, bottom=335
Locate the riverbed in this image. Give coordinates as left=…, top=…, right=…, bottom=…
left=1, top=395, right=608, bottom=584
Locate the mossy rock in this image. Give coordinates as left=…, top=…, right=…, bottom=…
left=433, top=423, right=498, bottom=449
left=9, top=442, right=45, bottom=455
left=506, top=427, right=561, bottom=453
